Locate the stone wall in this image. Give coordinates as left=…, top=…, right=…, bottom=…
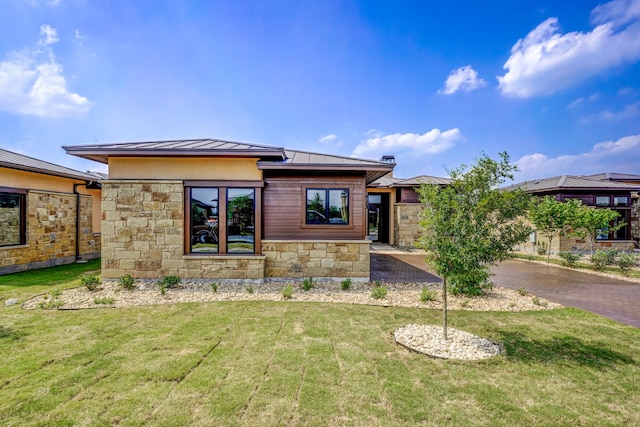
left=0, top=191, right=99, bottom=274
left=0, top=206, right=20, bottom=246
left=394, top=204, right=422, bottom=249
left=262, top=240, right=370, bottom=281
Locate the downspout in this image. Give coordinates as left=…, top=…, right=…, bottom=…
left=73, top=182, right=90, bottom=262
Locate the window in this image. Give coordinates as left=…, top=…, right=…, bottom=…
left=0, top=190, right=26, bottom=247
left=188, top=186, right=257, bottom=254
left=614, top=196, right=629, bottom=207
left=306, top=189, right=349, bottom=225
left=226, top=188, right=255, bottom=254
left=595, top=196, right=610, bottom=207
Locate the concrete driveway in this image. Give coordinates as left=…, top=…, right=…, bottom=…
left=370, top=249, right=640, bottom=328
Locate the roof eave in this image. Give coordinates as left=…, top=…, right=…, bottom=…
left=63, top=148, right=287, bottom=164
left=0, top=161, right=98, bottom=182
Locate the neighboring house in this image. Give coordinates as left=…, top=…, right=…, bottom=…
left=507, top=174, right=640, bottom=253
left=63, top=139, right=394, bottom=282
left=0, top=149, right=101, bottom=275
left=367, top=173, right=450, bottom=248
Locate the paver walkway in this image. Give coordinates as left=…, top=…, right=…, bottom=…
left=370, top=246, right=640, bottom=328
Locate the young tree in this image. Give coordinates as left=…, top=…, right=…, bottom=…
left=573, top=206, right=623, bottom=255
left=417, top=152, right=532, bottom=339
left=529, top=196, right=581, bottom=262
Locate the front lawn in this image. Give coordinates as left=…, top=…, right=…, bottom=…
left=1, top=263, right=639, bottom=426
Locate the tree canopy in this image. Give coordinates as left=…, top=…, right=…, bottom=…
left=417, top=152, right=532, bottom=339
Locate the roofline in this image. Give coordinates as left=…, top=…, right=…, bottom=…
left=63, top=149, right=287, bottom=165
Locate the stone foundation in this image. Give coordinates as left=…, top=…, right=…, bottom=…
left=262, top=240, right=371, bottom=281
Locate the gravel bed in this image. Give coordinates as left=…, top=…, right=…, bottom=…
left=22, top=280, right=561, bottom=361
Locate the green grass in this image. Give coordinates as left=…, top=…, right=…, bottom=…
left=1, top=262, right=639, bottom=426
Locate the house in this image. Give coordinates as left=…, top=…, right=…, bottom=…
left=0, top=149, right=101, bottom=275
left=63, top=139, right=394, bottom=282
left=508, top=174, right=640, bottom=253
left=367, top=173, right=450, bottom=248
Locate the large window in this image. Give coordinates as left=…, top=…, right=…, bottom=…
left=188, top=186, right=256, bottom=254
left=306, top=188, right=349, bottom=225
left=0, top=190, right=26, bottom=247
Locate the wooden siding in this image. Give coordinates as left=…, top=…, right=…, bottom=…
left=399, top=187, right=420, bottom=203
left=263, top=174, right=367, bottom=240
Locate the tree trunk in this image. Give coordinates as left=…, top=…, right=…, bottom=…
left=442, top=276, right=448, bottom=340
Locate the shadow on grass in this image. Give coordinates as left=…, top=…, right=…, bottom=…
left=0, top=259, right=101, bottom=288
left=497, top=331, right=637, bottom=369
left=0, top=326, right=26, bottom=341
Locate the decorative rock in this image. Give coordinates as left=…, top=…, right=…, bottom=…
left=395, top=324, right=502, bottom=361
left=5, top=298, right=18, bottom=306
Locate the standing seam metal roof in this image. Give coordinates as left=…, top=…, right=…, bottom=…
left=0, top=149, right=98, bottom=181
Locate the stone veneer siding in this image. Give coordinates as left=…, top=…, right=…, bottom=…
left=0, top=190, right=99, bottom=275
left=101, top=180, right=266, bottom=281
left=394, top=204, right=422, bottom=249
left=262, top=240, right=371, bottom=281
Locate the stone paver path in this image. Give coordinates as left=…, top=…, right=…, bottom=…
left=370, top=247, right=640, bottom=328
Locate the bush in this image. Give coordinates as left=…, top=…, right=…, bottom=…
left=616, top=253, right=638, bottom=275
left=590, top=249, right=618, bottom=270
left=81, top=274, right=100, bottom=291
left=158, top=275, right=181, bottom=295
left=340, top=278, right=351, bottom=291
left=420, top=287, right=437, bottom=303
left=536, top=241, right=548, bottom=256
left=210, top=282, right=218, bottom=292
left=245, top=285, right=255, bottom=294
left=559, top=251, right=583, bottom=268
left=119, top=274, right=136, bottom=291
left=282, top=285, right=293, bottom=300
left=449, top=267, right=492, bottom=296
left=94, top=297, right=115, bottom=305
left=301, top=277, right=314, bottom=291
left=517, top=287, right=528, bottom=296
left=371, top=282, right=388, bottom=299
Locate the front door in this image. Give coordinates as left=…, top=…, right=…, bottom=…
left=368, top=193, right=389, bottom=243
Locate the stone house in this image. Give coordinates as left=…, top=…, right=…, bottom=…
left=508, top=174, right=640, bottom=253
left=64, top=139, right=394, bottom=282
left=0, top=149, right=101, bottom=275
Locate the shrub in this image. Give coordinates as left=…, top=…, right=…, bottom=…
left=517, top=287, right=528, bottom=296
left=94, top=297, right=115, bottom=305
left=590, top=249, right=618, bottom=270
left=616, top=253, right=638, bottom=275
left=532, top=296, right=547, bottom=307
left=449, top=268, right=492, bottom=296
left=119, top=274, right=136, bottom=291
left=245, top=285, right=255, bottom=294
left=301, top=277, right=314, bottom=291
left=536, top=241, right=548, bottom=256
left=420, top=287, right=437, bottom=303
left=81, top=274, right=100, bottom=291
left=38, top=292, right=64, bottom=309
left=210, top=282, right=218, bottom=292
left=371, top=282, right=388, bottom=299
left=282, top=285, right=293, bottom=300
left=158, top=275, right=181, bottom=295
left=340, top=278, right=351, bottom=291
left=559, top=251, right=582, bottom=268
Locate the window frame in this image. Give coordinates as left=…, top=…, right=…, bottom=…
left=0, top=187, right=27, bottom=247
left=305, top=188, right=350, bottom=226
left=184, top=181, right=262, bottom=255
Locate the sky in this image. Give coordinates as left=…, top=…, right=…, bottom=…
left=1, top=0, right=640, bottom=183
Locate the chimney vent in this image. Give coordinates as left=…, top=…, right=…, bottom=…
left=380, top=155, right=395, bottom=163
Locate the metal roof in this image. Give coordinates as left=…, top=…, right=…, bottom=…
left=0, top=149, right=99, bottom=182
left=63, top=138, right=395, bottom=184
left=63, top=138, right=287, bottom=164
left=505, top=175, right=640, bottom=193
left=369, top=174, right=451, bottom=188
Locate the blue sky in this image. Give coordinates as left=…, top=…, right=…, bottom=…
left=1, top=0, right=639, bottom=182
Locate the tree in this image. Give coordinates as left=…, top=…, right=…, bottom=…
left=417, top=152, right=532, bottom=339
left=573, top=206, right=623, bottom=255
left=528, top=196, right=581, bottom=262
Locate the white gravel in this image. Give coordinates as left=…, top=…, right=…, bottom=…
left=22, top=279, right=561, bottom=361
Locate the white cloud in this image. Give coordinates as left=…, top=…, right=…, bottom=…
left=318, top=134, right=337, bottom=143
left=439, top=65, right=487, bottom=95
left=515, top=134, right=640, bottom=178
left=581, top=101, right=640, bottom=122
left=352, top=128, right=463, bottom=160
left=498, top=0, right=640, bottom=98
left=0, top=25, right=92, bottom=118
